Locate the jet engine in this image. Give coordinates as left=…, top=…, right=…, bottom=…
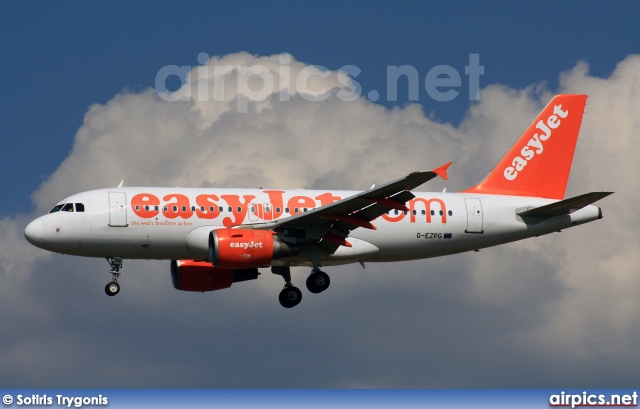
left=209, top=228, right=298, bottom=269
left=170, top=259, right=259, bottom=292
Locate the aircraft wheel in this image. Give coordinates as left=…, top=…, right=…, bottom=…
left=306, top=271, right=330, bottom=294
left=279, top=286, right=302, bottom=308
left=105, top=281, right=120, bottom=296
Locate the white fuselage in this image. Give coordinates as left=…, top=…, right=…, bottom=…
left=25, top=187, right=602, bottom=267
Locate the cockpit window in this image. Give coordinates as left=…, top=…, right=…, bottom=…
left=49, top=203, right=85, bottom=213
left=49, top=204, right=64, bottom=213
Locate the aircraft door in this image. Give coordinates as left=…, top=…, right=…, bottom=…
left=263, top=203, right=273, bottom=221
left=247, top=203, right=273, bottom=222
left=464, top=198, right=483, bottom=233
left=248, top=202, right=262, bottom=222
left=108, top=192, right=128, bottom=227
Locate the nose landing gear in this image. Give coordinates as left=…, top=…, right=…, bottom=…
left=105, top=281, right=120, bottom=296
left=104, top=257, right=122, bottom=296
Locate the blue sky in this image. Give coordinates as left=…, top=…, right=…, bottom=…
left=2, top=1, right=638, bottom=215
left=2, top=2, right=640, bottom=389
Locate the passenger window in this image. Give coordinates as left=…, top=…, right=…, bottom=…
left=49, top=204, right=64, bottom=213
left=62, top=203, right=74, bottom=212
left=285, top=208, right=290, bottom=214
left=228, top=207, right=232, bottom=212
left=412, top=210, right=416, bottom=215
left=75, top=203, right=85, bottom=212
left=439, top=210, right=444, bottom=216
left=219, top=206, right=223, bottom=212
left=430, top=210, right=435, bottom=216
left=421, top=210, right=426, bottom=215
left=448, top=210, right=452, bottom=216
left=276, top=207, right=281, bottom=213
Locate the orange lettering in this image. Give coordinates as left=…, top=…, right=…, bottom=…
left=315, top=192, right=341, bottom=206
left=410, top=198, right=447, bottom=223
left=221, top=194, right=256, bottom=227
left=163, top=194, right=193, bottom=219
left=287, top=195, right=316, bottom=215
left=254, top=190, right=285, bottom=221
left=195, top=194, right=221, bottom=220
left=382, top=210, right=405, bottom=222
left=131, top=193, right=160, bottom=218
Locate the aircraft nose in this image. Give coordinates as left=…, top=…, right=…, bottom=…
left=24, top=219, right=44, bottom=244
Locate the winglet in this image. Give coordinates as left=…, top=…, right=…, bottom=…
left=432, top=162, right=452, bottom=181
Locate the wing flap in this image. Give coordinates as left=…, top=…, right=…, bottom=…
left=356, top=191, right=415, bottom=221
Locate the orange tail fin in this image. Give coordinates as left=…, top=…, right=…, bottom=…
left=463, top=94, right=587, bottom=199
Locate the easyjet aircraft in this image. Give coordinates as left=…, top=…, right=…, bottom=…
left=25, top=94, right=611, bottom=308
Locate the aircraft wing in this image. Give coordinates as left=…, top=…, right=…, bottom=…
left=245, top=162, right=451, bottom=253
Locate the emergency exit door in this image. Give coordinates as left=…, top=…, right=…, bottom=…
left=108, top=192, right=128, bottom=227
left=464, top=198, right=483, bottom=233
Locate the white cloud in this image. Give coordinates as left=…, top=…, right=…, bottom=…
left=3, top=52, right=639, bottom=387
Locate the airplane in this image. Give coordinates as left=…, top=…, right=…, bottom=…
left=24, top=94, right=612, bottom=308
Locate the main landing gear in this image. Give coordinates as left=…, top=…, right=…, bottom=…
left=271, top=266, right=331, bottom=308
left=306, top=269, right=330, bottom=294
left=279, top=285, right=302, bottom=309
left=104, top=257, right=122, bottom=296
left=271, top=266, right=301, bottom=308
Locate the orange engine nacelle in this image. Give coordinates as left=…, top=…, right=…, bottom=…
left=209, top=228, right=298, bottom=269
left=170, top=260, right=259, bottom=292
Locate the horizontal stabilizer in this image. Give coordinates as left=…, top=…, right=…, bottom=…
left=517, top=191, right=613, bottom=217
